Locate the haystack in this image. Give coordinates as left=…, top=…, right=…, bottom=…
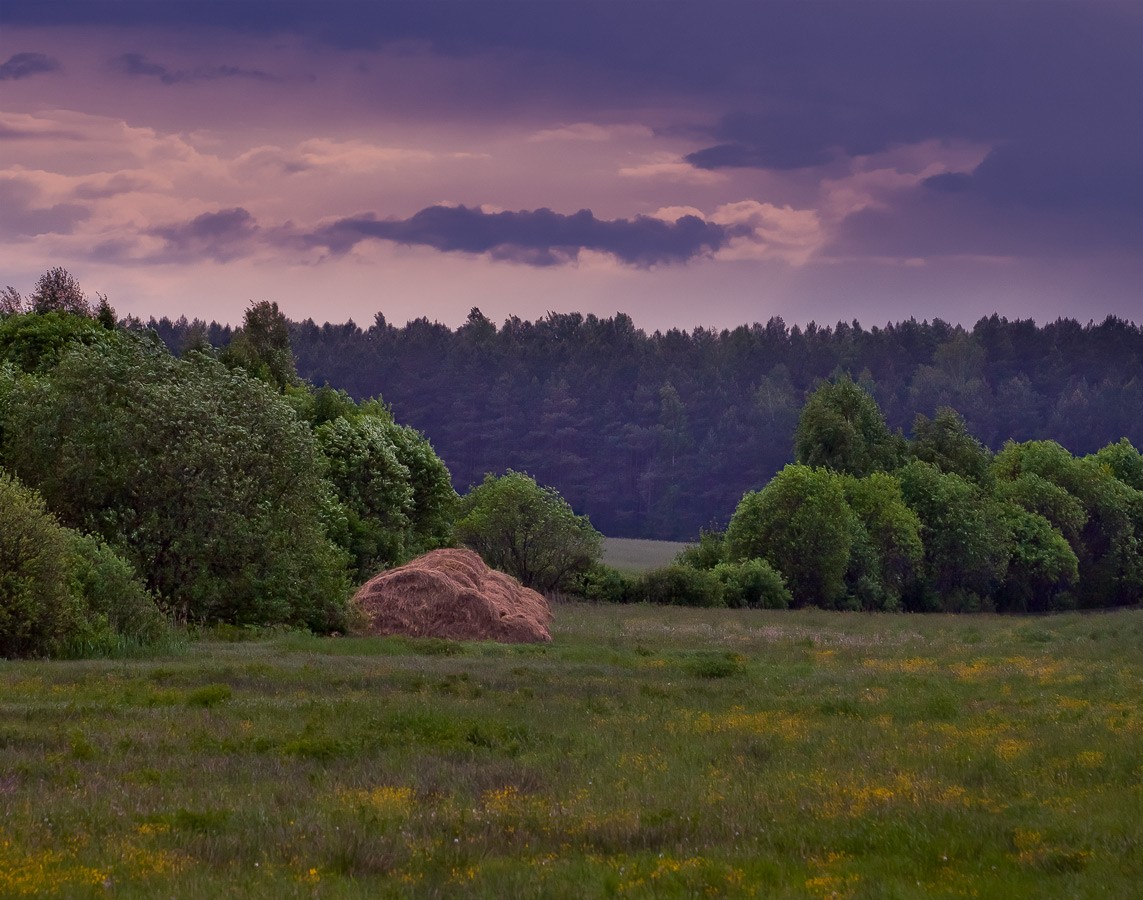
left=352, top=548, right=552, bottom=643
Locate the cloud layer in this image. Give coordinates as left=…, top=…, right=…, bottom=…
left=1, top=2, right=1141, bottom=329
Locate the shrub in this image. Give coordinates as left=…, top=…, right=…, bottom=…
left=639, top=565, right=725, bottom=607
left=0, top=470, right=81, bottom=657
left=65, top=532, right=170, bottom=653
left=713, top=559, right=791, bottom=609
left=575, top=562, right=640, bottom=604
left=0, top=471, right=169, bottom=658
left=674, top=528, right=726, bottom=570
left=454, top=471, right=601, bottom=593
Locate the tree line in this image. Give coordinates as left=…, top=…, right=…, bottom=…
left=585, top=379, right=1143, bottom=614
left=150, top=307, right=1143, bottom=540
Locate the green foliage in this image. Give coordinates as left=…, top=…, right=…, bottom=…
left=994, top=503, right=1079, bottom=612
left=639, top=565, right=725, bottom=607
left=312, top=399, right=456, bottom=579
left=1090, top=438, right=1143, bottom=491
left=317, top=415, right=415, bottom=578
left=3, top=336, right=351, bottom=631
left=725, top=465, right=857, bottom=608
left=897, top=461, right=1010, bottom=611
left=0, top=311, right=110, bottom=374
left=382, top=420, right=457, bottom=556
left=0, top=471, right=168, bottom=658
left=674, top=527, right=726, bottom=570
left=220, top=300, right=298, bottom=391
left=712, top=559, right=790, bottom=609
left=575, top=562, right=640, bottom=604
left=453, top=470, right=601, bottom=593
left=0, top=470, right=81, bottom=657
left=840, top=473, right=923, bottom=611
left=910, top=407, right=993, bottom=484
left=993, top=440, right=1143, bottom=606
left=794, top=375, right=901, bottom=476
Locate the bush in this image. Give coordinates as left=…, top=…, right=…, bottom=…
left=0, top=471, right=169, bottom=658
left=66, top=532, right=171, bottom=653
left=674, top=528, right=726, bottom=570
left=639, top=565, right=725, bottom=607
left=713, top=559, right=791, bottom=609
left=0, top=471, right=80, bottom=657
left=575, top=562, right=640, bottom=604
left=454, top=471, right=601, bottom=593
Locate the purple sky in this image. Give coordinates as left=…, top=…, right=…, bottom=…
left=2, top=1, right=1141, bottom=331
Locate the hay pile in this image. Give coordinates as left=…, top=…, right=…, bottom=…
left=352, top=548, right=552, bottom=644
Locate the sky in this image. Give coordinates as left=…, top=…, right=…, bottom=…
left=1, top=0, right=1141, bottom=332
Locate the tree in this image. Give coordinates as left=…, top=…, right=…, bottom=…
left=795, top=376, right=901, bottom=476
left=897, top=461, right=1010, bottom=611
left=995, top=503, right=1078, bottom=612
left=29, top=267, right=91, bottom=317
left=222, top=300, right=298, bottom=391
left=993, top=440, right=1143, bottom=606
left=725, top=465, right=857, bottom=608
left=910, top=407, right=992, bottom=484
left=0, top=286, right=23, bottom=317
left=3, top=336, right=351, bottom=630
left=453, top=471, right=601, bottom=593
left=840, top=472, right=924, bottom=610
left=316, top=414, right=415, bottom=579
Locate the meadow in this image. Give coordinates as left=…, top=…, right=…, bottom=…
left=0, top=604, right=1140, bottom=898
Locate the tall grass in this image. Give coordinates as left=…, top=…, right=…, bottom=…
left=0, top=604, right=1139, bottom=897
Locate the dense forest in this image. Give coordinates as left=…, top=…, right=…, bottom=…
left=150, top=310, right=1143, bottom=540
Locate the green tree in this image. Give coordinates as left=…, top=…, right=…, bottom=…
left=3, top=337, right=350, bottom=630
left=840, top=473, right=924, bottom=610
left=222, top=300, right=298, bottom=391
left=316, top=414, right=415, bottom=579
left=0, top=310, right=110, bottom=374
left=910, top=407, right=992, bottom=484
left=993, top=440, right=1143, bottom=606
left=453, top=471, right=601, bottom=593
left=995, top=503, right=1079, bottom=612
left=794, top=376, right=901, bottom=476
left=897, top=461, right=1010, bottom=611
left=1090, top=438, right=1143, bottom=491
left=725, top=465, right=857, bottom=608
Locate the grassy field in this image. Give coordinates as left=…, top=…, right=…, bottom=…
left=1, top=605, right=1140, bottom=898
left=600, top=537, right=689, bottom=573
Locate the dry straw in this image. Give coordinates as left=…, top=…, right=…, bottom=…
left=351, top=548, right=552, bottom=643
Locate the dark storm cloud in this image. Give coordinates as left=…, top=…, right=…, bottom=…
left=311, top=206, right=735, bottom=267
left=0, top=51, right=61, bottom=80
left=0, top=177, right=88, bottom=238
left=115, top=53, right=277, bottom=85
left=147, top=208, right=260, bottom=262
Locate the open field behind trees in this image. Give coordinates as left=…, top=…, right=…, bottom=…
left=1, top=605, right=1140, bottom=898
left=600, top=537, right=690, bottom=574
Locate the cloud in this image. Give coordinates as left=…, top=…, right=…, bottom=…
left=309, top=205, right=737, bottom=267
left=0, top=51, right=60, bottom=80
left=618, top=157, right=725, bottom=185
left=0, top=176, right=88, bottom=238
left=146, top=208, right=261, bottom=262
left=527, top=123, right=652, bottom=143
left=115, top=52, right=277, bottom=85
